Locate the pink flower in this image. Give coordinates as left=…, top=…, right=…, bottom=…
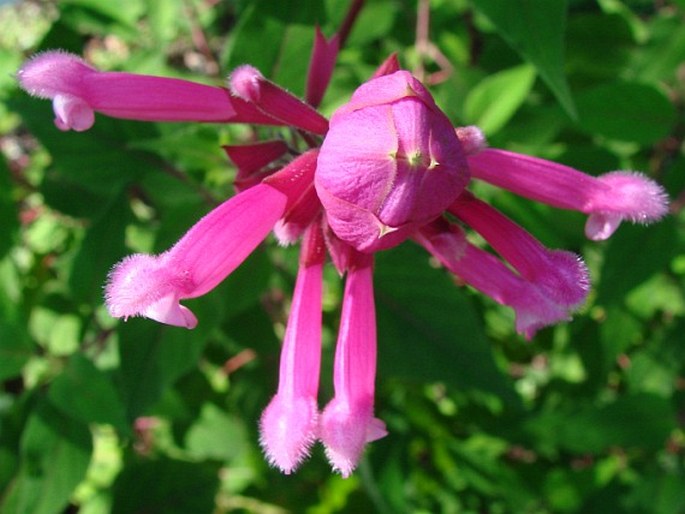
left=260, top=224, right=325, bottom=473
left=17, top=51, right=237, bottom=131
left=17, top=8, right=669, bottom=477
left=467, top=149, right=669, bottom=240
left=319, top=252, right=387, bottom=477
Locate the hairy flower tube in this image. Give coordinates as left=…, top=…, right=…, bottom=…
left=18, top=9, right=670, bottom=477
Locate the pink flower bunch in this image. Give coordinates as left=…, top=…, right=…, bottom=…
left=17, top=9, right=668, bottom=477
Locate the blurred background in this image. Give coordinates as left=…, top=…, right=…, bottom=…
left=1, top=0, right=684, bottom=512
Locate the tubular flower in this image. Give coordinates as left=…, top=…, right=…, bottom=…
left=319, top=251, right=387, bottom=477
left=260, top=223, right=325, bottom=473
left=17, top=6, right=669, bottom=477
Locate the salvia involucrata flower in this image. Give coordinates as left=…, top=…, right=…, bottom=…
left=16, top=2, right=669, bottom=477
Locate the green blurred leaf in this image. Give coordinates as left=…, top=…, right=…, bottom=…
left=58, top=0, right=143, bottom=36
left=472, top=0, right=576, bottom=117
left=566, top=13, right=633, bottom=80
left=597, top=218, right=679, bottom=305
left=0, top=158, right=18, bottom=258
left=68, top=195, right=130, bottom=304
left=9, top=94, right=154, bottom=207
left=48, top=354, right=128, bottom=432
left=575, top=81, right=676, bottom=143
left=147, top=0, right=183, bottom=43
left=116, top=316, right=216, bottom=419
left=0, top=323, right=33, bottom=381
left=345, top=0, right=400, bottom=47
left=464, top=64, right=536, bottom=136
left=185, top=403, right=250, bottom=461
left=375, top=243, right=518, bottom=404
left=111, top=458, right=219, bottom=514
left=634, top=15, right=685, bottom=83
left=0, top=258, right=31, bottom=380
left=525, top=393, right=675, bottom=453
left=0, top=400, right=92, bottom=514
left=222, top=0, right=327, bottom=79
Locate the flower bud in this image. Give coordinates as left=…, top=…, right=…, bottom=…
left=315, top=71, right=469, bottom=252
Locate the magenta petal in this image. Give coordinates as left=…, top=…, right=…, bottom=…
left=371, top=53, right=401, bottom=79
left=450, top=192, right=589, bottom=308
left=585, top=171, right=670, bottom=240
left=260, top=224, right=325, bottom=473
left=53, top=94, right=95, bottom=131
left=18, top=51, right=237, bottom=130
left=455, top=126, right=487, bottom=155
left=319, top=254, right=387, bottom=477
left=229, top=65, right=329, bottom=135
left=416, top=221, right=587, bottom=339
left=260, top=395, right=319, bottom=474
left=223, top=140, right=289, bottom=191
left=105, top=184, right=287, bottom=326
left=306, top=27, right=340, bottom=108
left=467, top=149, right=669, bottom=239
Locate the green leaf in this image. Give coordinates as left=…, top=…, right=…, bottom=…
left=185, top=403, right=250, bottom=462
left=116, top=318, right=214, bottom=419
left=67, top=195, right=131, bottom=304
left=0, top=158, right=18, bottom=258
left=525, top=393, right=676, bottom=453
left=48, top=354, right=128, bottom=432
left=597, top=218, right=679, bottom=305
left=222, top=0, right=328, bottom=81
left=575, top=82, right=676, bottom=143
left=59, top=0, right=143, bottom=35
left=146, top=0, right=183, bottom=43
left=0, top=258, right=32, bottom=381
left=472, top=0, right=576, bottom=117
left=0, top=400, right=92, bottom=514
left=375, top=243, right=518, bottom=404
left=111, top=458, right=219, bottom=514
left=9, top=94, right=154, bottom=210
left=464, top=64, right=536, bottom=135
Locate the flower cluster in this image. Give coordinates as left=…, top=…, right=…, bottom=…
left=17, top=10, right=668, bottom=477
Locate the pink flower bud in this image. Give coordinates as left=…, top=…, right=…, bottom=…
left=315, top=70, right=470, bottom=253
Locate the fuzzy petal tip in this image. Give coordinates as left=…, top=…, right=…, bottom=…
left=586, top=171, right=669, bottom=240
left=260, top=395, right=319, bottom=474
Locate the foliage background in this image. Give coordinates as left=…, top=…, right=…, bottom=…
left=1, top=0, right=684, bottom=512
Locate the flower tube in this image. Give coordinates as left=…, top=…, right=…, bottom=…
left=417, top=220, right=585, bottom=339
left=260, top=223, right=325, bottom=473
left=319, top=252, right=387, bottom=477
left=17, top=51, right=238, bottom=131
left=467, top=148, right=669, bottom=240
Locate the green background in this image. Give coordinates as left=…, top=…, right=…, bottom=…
left=1, top=0, right=684, bottom=512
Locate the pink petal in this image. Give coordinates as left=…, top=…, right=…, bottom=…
left=223, top=140, right=289, bottom=192
left=371, top=53, right=401, bottom=79
left=585, top=171, right=670, bottom=240
left=229, top=65, right=329, bottom=135
left=455, top=125, right=487, bottom=155
left=105, top=184, right=287, bottom=326
left=467, top=149, right=669, bottom=239
left=416, top=221, right=587, bottom=339
left=449, top=192, right=590, bottom=308
left=260, top=225, right=325, bottom=473
left=319, top=253, right=387, bottom=477
left=18, top=51, right=237, bottom=130
left=306, top=27, right=340, bottom=108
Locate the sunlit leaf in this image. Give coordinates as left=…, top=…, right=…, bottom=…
left=464, top=64, right=536, bottom=135
left=472, top=0, right=576, bottom=117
